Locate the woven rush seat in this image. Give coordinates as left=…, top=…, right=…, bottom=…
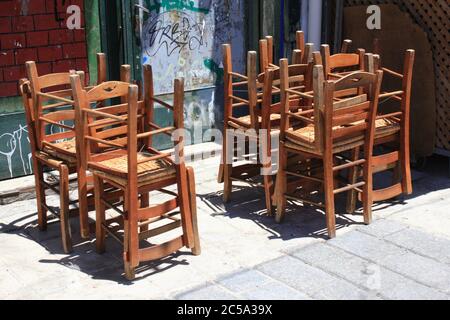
left=238, top=113, right=281, bottom=125
left=375, top=118, right=401, bottom=138
left=43, top=139, right=77, bottom=164
left=90, top=153, right=176, bottom=187
left=285, top=124, right=365, bottom=154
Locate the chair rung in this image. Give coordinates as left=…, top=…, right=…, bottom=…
left=101, top=197, right=125, bottom=215
left=42, top=203, right=59, bottom=217
left=139, top=211, right=180, bottom=227
left=102, top=223, right=123, bottom=244
left=230, top=177, right=263, bottom=188
left=285, top=170, right=323, bottom=183
left=372, top=151, right=399, bottom=168
left=41, top=180, right=60, bottom=194
left=138, top=220, right=181, bottom=241
left=138, top=198, right=178, bottom=221
left=285, top=194, right=325, bottom=208
left=138, top=236, right=184, bottom=261
left=372, top=183, right=403, bottom=202
left=334, top=182, right=365, bottom=195
left=333, top=159, right=366, bottom=172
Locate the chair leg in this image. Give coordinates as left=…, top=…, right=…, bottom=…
left=346, top=146, right=360, bottom=214
left=124, top=260, right=136, bottom=281
left=33, top=159, right=47, bottom=231
left=263, top=175, right=274, bottom=215
left=400, top=144, right=413, bottom=196
left=123, top=195, right=137, bottom=280
left=323, top=153, right=336, bottom=239
left=223, top=163, right=232, bottom=203
left=177, top=167, right=195, bottom=249
left=222, top=129, right=233, bottom=202
left=93, top=175, right=106, bottom=254
left=59, top=164, right=72, bottom=253
left=139, top=193, right=150, bottom=233
left=362, top=160, right=373, bottom=225
left=77, top=169, right=90, bottom=239
left=275, top=144, right=288, bottom=223
left=187, top=167, right=201, bottom=256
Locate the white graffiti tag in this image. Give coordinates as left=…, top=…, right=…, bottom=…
left=0, top=125, right=32, bottom=178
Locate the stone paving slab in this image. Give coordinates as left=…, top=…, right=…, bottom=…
left=257, top=255, right=377, bottom=300
left=384, top=227, right=450, bottom=265
left=291, top=243, right=448, bottom=300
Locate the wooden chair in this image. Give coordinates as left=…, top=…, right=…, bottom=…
left=71, top=66, right=200, bottom=280
left=217, top=43, right=313, bottom=214
left=276, top=60, right=383, bottom=238
left=22, top=54, right=111, bottom=252
left=347, top=50, right=415, bottom=211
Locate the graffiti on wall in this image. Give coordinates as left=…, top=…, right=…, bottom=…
left=0, top=124, right=32, bottom=179
left=0, top=115, right=70, bottom=180
left=141, top=0, right=244, bottom=94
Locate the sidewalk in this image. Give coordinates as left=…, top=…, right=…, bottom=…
left=1, top=146, right=450, bottom=300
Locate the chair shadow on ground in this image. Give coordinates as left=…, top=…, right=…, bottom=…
left=1, top=206, right=196, bottom=283
left=198, top=155, right=450, bottom=242
left=198, top=183, right=364, bottom=242
left=1, top=156, right=448, bottom=283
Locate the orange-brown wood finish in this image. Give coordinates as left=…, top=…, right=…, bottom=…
left=72, top=65, right=200, bottom=280
left=347, top=50, right=415, bottom=210
left=22, top=53, right=110, bottom=252
left=276, top=59, right=383, bottom=238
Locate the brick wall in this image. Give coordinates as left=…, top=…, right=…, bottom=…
left=0, top=0, right=88, bottom=97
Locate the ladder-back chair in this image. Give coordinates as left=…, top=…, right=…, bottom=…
left=218, top=43, right=313, bottom=213
left=347, top=50, right=415, bottom=211
left=71, top=67, right=200, bottom=280
left=276, top=61, right=383, bottom=238
left=23, top=54, right=111, bottom=252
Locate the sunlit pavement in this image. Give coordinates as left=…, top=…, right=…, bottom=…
left=1, top=144, right=449, bottom=300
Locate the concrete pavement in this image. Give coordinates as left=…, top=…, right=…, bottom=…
left=0, top=146, right=449, bottom=300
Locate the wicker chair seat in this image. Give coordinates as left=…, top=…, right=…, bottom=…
left=285, top=124, right=365, bottom=154
left=89, top=153, right=176, bottom=187
left=43, top=139, right=77, bottom=164
left=375, top=118, right=401, bottom=138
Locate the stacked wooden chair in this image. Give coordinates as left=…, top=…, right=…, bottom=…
left=276, top=59, right=383, bottom=238
left=347, top=50, right=415, bottom=211
left=71, top=65, right=200, bottom=280
left=20, top=54, right=121, bottom=252
left=217, top=40, right=315, bottom=214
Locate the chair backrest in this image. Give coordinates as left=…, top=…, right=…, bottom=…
left=320, top=44, right=365, bottom=80
left=223, top=44, right=259, bottom=129
left=24, top=53, right=112, bottom=150
left=281, top=62, right=383, bottom=153
left=319, top=67, right=383, bottom=153
left=372, top=50, right=415, bottom=144
left=260, top=61, right=314, bottom=133
left=71, top=66, right=185, bottom=176
left=26, top=61, right=80, bottom=150
left=279, top=59, right=318, bottom=141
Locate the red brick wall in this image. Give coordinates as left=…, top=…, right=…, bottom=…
left=0, top=0, right=88, bottom=97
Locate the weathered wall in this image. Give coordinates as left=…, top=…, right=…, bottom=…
left=0, top=0, right=90, bottom=180
left=140, top=0, right=246, bottom=142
